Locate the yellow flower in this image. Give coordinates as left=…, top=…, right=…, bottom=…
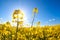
left=33, top=8, right=38, bottom=13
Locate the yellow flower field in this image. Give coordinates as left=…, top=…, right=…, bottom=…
left=0, top=23, right=60, bottom=40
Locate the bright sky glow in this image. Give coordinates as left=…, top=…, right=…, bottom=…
left=0, top=0, right=60, bottom=26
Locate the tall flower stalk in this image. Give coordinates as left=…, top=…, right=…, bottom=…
left=12, top=10, right=24, bottom=40
left=31, top=8, right=38, bottom=27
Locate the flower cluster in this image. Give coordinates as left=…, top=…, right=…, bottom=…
left=0, top=24, right=60, bottom=40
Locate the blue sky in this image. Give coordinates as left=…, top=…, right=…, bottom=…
left=0, top=0, right=60, bottom=26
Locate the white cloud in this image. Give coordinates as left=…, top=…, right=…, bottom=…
left=49, top=19, right=52, bottom=22
left=48, top=18, right=56, bottom=22
left=45, top=18, right=56, bottom=24
left=52, top=18, right=55, bottom=21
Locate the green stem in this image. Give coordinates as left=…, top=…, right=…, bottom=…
left=31, top=13, right=36, bottom=27
left=16, top=14, right=19, bottom=40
